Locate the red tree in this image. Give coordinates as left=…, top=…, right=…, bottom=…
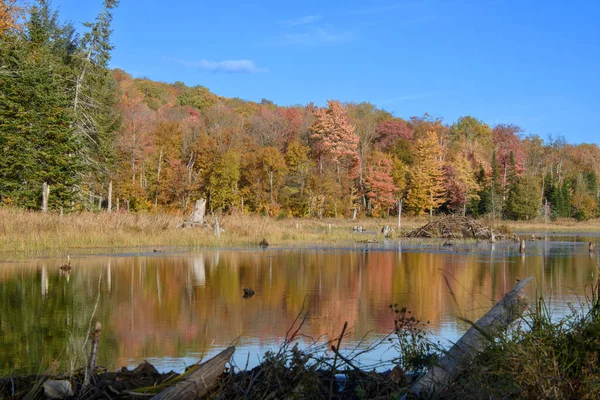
left=365, top=151, right=397, bottom=215
left=376, top=119, right=413, bottom=150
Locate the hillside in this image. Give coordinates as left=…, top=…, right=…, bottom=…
left=1, top=1, right=599, bottom=220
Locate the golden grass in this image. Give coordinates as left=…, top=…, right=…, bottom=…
left=503, top=218, right=600, bottom=232
left=1, top=207, right=598, bottom=259
left=0, top=207, right=424, bottom=258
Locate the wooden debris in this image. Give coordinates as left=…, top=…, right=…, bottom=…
left=152, top=346, right=234, bottom=400
left=408, top=277, right=533, bottom=398
left=84, top=322, right=102, bottom=387
left=59, top=255, right=71, bottom=271
left=358, top=239, right=380, bottom=244
left=381, top=225, right=393, bottom=237
left=406, top=216, right=505, bottom=240
left=520, top=239, right=526, bottom=254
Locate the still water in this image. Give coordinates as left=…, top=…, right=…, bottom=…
left=1, top=234, right=599, bottom=376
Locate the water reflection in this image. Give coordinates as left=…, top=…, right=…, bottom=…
left=0, top=236, right=598, bottom=375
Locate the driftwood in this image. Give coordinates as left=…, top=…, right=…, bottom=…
left=408, top=277, right=533, bottom=398
left=184, top=198, right=206, bottom=228
left=151, top=346, right=234, bottom=400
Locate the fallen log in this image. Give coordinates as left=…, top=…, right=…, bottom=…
left=151, top=346, right=234, bottom=400
left=408, top=277, right=533, bottom=398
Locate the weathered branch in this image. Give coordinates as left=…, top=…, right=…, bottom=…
left=151, top=346, right=235, bottom=400
left=408, top=276, right=533, bottom=398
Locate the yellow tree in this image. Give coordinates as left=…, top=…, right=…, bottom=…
left=406, top=130, right=446, bottom=216
left=0, top=0, right=24, bottom=35
left=445, top=152, right=480, bottom=215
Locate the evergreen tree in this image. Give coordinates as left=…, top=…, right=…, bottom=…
left=0, top=2, right=81, bottom=208
left=504, top=174, right=541, bottom=220
left=468, top=163, right=486, bottom=216
left=73, top=0, right=120, bottom=204
left=479, top=151, right=502, bottom=218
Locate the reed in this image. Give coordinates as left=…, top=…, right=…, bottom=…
left=2, top=207, right=598, bottom=258
left=0, top=207, right=420, bottom=257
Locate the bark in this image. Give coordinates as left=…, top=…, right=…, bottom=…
left=42, top=182, right=49, bottom=213
left=184, top=199, right=206, bottom=228
left=83, top=322, right=102, bottom=387
left=107, top=180, right=112, bottom=212
left=152, top=347, right=234, bottom=400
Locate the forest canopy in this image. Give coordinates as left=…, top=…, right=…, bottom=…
left=1, top=1, right=599, bottom=221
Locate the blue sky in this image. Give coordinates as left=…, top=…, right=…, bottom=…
left=53, top=0, right=600, bottom=144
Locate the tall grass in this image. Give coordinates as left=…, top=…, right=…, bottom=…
left=443, top=277, right=600, bottom=399
left=2, top=206, right=597, bottom=258
left=0, top=207, right=422, bottom=257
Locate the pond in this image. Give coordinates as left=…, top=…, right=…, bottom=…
left=1, top=233, right=599, bottom=376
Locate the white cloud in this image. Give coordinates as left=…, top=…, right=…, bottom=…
left=279, top=14, right=323, bottom=27
left=169, top=58, right=267, bottom=74
left=276, top=27, right=353, bottom=46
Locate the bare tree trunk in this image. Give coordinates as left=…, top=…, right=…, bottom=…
left=107, top=180, right=112, bottom=212
left=269, top=172, right=274, bottom=204
left=155, top=149, right=164, bottom=210
left=398, top=199, right=402, bottom=229
left=184, top=199, right=206, bottom=228
left=42, top=182, right=49, bottom=213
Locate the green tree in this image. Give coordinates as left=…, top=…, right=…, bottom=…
left=504, top=174, right=541, bottom=220
left=0, top=2, right=82, bottom=208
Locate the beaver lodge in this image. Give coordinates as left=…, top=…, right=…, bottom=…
left=406, top=215, right=507, bottom=240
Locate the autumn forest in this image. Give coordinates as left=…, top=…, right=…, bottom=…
left=2, top=1, right=599, bottom=221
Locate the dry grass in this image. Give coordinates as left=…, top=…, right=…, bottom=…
left=2, top=207, right=597, bottom=258
left=503, top=218, right=600, bottom=232
left=0, top=207, right=423, bottom=258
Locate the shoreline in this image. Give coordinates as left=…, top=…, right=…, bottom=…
left=1, top=207, right=598, bottom=259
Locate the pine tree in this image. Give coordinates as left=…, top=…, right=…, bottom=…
left=73, top=0, right=120, bottom=205
left=0, top=2, right=82, bottom=208
left=504, top=174, right=541, bottom=220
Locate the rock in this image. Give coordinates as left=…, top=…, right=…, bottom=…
left=43, top=380, right=73, bottom=399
